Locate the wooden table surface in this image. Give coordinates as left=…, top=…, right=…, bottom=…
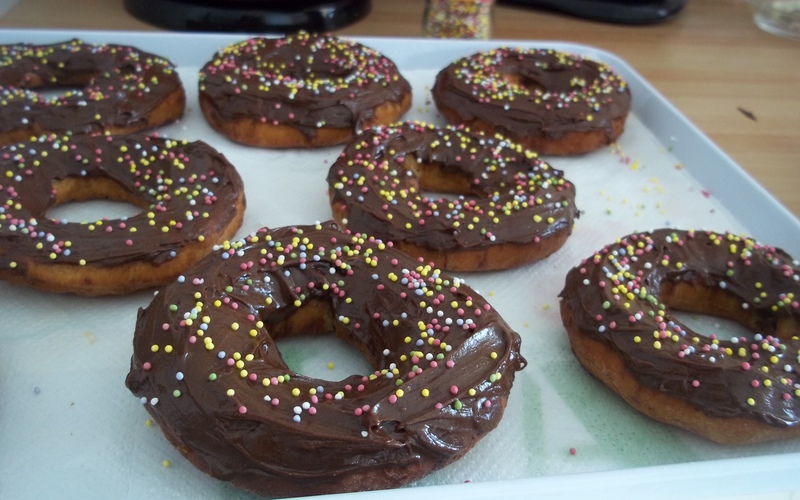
left=1, top=0, right=798, bottom=220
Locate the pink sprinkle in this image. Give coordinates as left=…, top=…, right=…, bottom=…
left=308, top=407, right=317, bottom=415
left=271, top=398, right=280, bottom=406
left=483, top=400, right=491, bottom=408
left=161, top=323, right=170, bottom=331
left=142, top=362, right=152, bottom=371
left=446, top=360, right=455, bottom=368
left=238, top=406, right=247, bottom=414
left=450, top=385, right=458, bottom=395
left=569, top=447, right=576, bottom=456
left=388, top=395, right=398, bottom=404
left=741, top=362, right=751, bottom=370
left=692, top=380, right=700, bottom=387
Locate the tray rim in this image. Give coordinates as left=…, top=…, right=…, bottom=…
left=0, top=28, right=798, bottom=499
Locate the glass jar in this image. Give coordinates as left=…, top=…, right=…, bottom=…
left=423, top=0, right=495, bottom=39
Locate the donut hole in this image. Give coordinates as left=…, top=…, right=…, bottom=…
left=45, top=176, right=144, bottom=222
left=661, top=280, right=799, bottom=341
left=403, top=156, right=482, bottom=203
left=498, top=71, right=547, bottom=94
left=505, top=62, right=601, bottom=96
left=670, top=310, right=758, bottom=344
left=268, top=299, right=376, bottom=381
left=19, top=69, right=97, bottom=102
left=35, top=86, right=90, bottom=103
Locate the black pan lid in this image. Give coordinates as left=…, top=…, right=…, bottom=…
left=124, top=0, right=371, bottom=33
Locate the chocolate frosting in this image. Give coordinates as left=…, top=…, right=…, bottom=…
left=198, top=32, right=411, bottom=136
left=327, top=121, right=578, bottom=252
left=560, top=229, right=800, bottom=426
left=0, top=133, right=244, bottom=273
left=432, top=48, right=631, bottom=142
left=0, top=39, right=184, bottom=140
left=126, top=222, right=526, bottom=497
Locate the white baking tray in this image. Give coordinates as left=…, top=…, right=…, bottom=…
left=0, top=29, right=798, bottom=500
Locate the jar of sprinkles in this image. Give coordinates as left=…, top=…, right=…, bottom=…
left=423, top=0, right=495, bottom=39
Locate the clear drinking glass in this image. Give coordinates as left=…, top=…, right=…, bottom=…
left=748, top=0, right=800, bottom=39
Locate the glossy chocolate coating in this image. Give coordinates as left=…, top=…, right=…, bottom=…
left=126, top=222, right=526, bottom=497
left=327, top=122, right=577, bottom=254
left=198, top=32, right=411, bottom=138
left=0, top=39, right=184, bottom=141
left=560, top=228, right=800, bottom=426
left=432, top=48, right=630, bottom=145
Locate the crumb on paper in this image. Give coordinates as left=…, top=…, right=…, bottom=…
left=737, top=106, right=757, bottom=122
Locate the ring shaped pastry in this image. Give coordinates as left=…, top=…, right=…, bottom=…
left=126, top=222, right=526, bottom=497
left=433, top=47, right=631, bottom=156
left=327, top=121, right=578, bottom=272
left=560, top=228, right=800, bottom=444
left=0, top=133, right=245, bottom=295
left=198, top=32, right=412, bottom=148
left=0, top=39, right=185, bottom=146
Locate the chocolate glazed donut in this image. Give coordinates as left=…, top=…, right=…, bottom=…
left=198, top=32, right=412, bottom=148
left=327, top=122, right=578, bottom=272
left=126, top=222, right=526, bottom=498
left=559, top=228, right=800, bottom=444
left=0, top=39, right=185, bottom=146
left=0, top=133, right=245, bottom=295
left=433, top=47, right=631, bottom=156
